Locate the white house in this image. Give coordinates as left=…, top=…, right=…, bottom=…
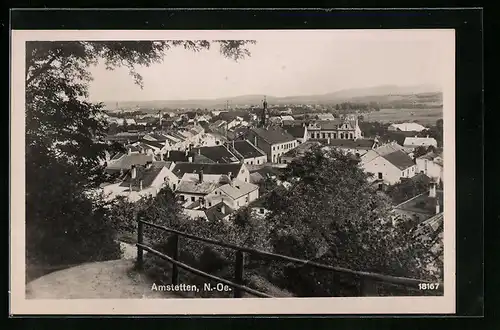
left=416, top=151, right=443, bottom=182
left=388, top=122, right=427, bottom=132
left=227, top=140, right=268, bottom=166
left=205, top=180, right=259, bottom=210
left=102, top=161, right=173, bottom=202
left=403, top=137, right=438, bottom=149
left=360, top=142, right=417, bottom=185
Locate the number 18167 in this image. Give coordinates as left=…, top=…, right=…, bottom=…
left=418, top=283, right=440, bottom=290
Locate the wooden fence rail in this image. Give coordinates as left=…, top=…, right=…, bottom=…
left=136, top=217, right=444, bottom=297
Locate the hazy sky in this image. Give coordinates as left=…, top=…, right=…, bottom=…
left=87, top=31, right=451, bottom=102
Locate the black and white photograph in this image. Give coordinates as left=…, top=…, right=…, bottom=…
left=11, top=29, right=456, bottom=315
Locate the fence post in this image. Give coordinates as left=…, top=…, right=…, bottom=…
left=171, top=233, right=180, bottom=285
left=360, top=277, right=378, bottom=296
left=136, top=215, right=144, bottom=270
left=233, top=250, right=245, bottom=298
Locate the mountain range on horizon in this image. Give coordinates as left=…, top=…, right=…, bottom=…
left=103, top=84, right=442, bottom=110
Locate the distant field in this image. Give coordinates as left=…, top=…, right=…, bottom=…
left=362, top=108, right=443, bottom=125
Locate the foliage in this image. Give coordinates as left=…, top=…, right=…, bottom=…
left=385, top=176, right=432, bottom=205
left=25, top=40, right=256, bottom=270
left=264, top=146, right=442, bottom=296
left=417, top=119, right=443, bottom=147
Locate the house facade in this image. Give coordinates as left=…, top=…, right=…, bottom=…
left=227, top=140, right=268, bottom=166
left=307, top=116, right=362, bottom=140
left=360, top=143, right=417, bottom=185
left=247, top=127, right=298, bottom=163
left=416, top=152, right=443, bottom=182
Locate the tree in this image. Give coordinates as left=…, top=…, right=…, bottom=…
left=264, top=146, right=441, bottom=296
left=25, top=40, right=256, bottom=270
left=385, top=176, right=431, bottom=205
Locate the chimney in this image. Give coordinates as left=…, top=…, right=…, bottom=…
left=228, top=171, right=232, bottom=180
left=128, top=148, right=132, bottom=155
left=429, top=181, right=437, bottom=198
left=232, top=140, right=235, bottom=149
left=435, top=198, right=440, bottom=215
left=145, top=161, right=152, bottom=169
left=198, top=170, right=203, bottom=183
left=131, top=165, right=137, bottom=179
left=188, top=155, right=193, bottom=163
left=198, top=148, right=201, bottom=155
left=220, top=203, right=226, bottom=214
left=139, top=180, right=143, bottom=191
left=327, top=137, right=331, bottom=145
left=254, top=135, right=258, bottom=147
left=185, top=149, right=189, bottom=157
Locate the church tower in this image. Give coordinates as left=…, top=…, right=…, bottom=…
left=260, top=96, right=268, bottom=128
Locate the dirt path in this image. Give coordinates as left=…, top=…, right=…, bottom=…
left=26, top=259, right=178, bottom=299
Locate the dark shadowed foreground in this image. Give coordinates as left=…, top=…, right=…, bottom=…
left=26, top=259, right=177, bottom=299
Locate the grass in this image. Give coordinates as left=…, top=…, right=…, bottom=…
left=362, top=108, right=443, bottom=126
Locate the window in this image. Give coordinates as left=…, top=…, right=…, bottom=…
left=172, top=184, right=176, bottom=190
left=378, top=172, right=383, bottom=179
left=378, top=183, right=383, bottom=190
left=250, top=161, right=253, bottom=165
left=208, top=202, right=212, bottom=207
left=245, top=178, right=248, bottom=182
left=199, top=197, right=203, bottom=201
left=259, top=208, right=265, bottom=214
left=191, top=197, right=195, bottom=202
left=237, top=201, right=240, bottom=207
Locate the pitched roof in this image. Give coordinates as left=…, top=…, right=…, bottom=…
left=308, top=119, right=343, bottom=130
left=251, top=127, right=296, bottom=145
left=382, top=150, right=415, bottom=170
left=119, top=161, right=171, bottom=190
left=282, top=141, right=321, bottom=158
left=249, top=172, right=265, bottom=183
left=403, top=137, right=438, bottom=147
left=140, top=139, right=164, bottom=149
left=106, top=153, right=155, bottom=170
left=204, top=201, right=235, bottom=221
left=176, top=176, right=222, bottom=195
left=325, top=139, right=375, bottom=149
left=171, top=162, right=243, bottom=178
left=192, top=146, right=239, bottom=163
left=217, top=180, right=259, bottom=200
left=280, top=115, right=295, bottom=121
left=283, top=126, right=307, bottom=139
left=232, top=140, right=266, bottom=159
left=395, top=190, right=444, bottom=215
left=390, top=123, right=426, bottom=132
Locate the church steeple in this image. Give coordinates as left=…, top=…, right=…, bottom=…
left=260, top=96, right=268, bottom=128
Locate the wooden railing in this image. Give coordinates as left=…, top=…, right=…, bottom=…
left=136, top=217, right=444, bottom=298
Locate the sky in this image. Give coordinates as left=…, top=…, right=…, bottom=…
left=87, top=30, right=452, bottom=102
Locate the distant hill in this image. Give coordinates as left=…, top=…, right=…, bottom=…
left=103, top=84, right=442, bottom=111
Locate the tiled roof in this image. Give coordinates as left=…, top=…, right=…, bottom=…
left=282, top=141, right=320, bottom=158
left=395, top=190, right=444, bottom=215
left=390, top=123, right=426, bottom=132
left=192, top=146, right=239, bottom=164
left=106, top=153, right=155, bottom=170
left=403, top=137, right=438, bottom=147
left=171, top=162, right=243, bottom=178
left=176, top=177, right=221, bottom=195
left=119, top=161, right=171, bottom=190
left=325, top=139, right=375, bottom=149
left=283, top=126, right=307, bottom=139
left=251, top=127, right=296, bottom=145
left=232, top=140, right=266, bottom=159
left=204, top=202, right=235, bottom=221
left=249, top=172, right=264, bottom=183
left=217, top=180, right=259, bottom=200
left=140, top=139, right=164, bottom=149
left=382, top=150, right=415, bottom=170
